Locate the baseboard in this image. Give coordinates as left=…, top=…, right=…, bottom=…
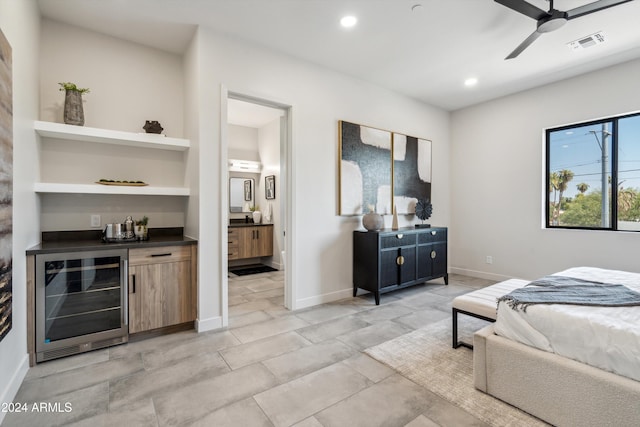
left=0, top=354, right=29, bottom=425
left=449, top=267, right=516, bottom=282
left=295, top=288, right=354, bottom=310
left=195, top=316, right=222, bottom=333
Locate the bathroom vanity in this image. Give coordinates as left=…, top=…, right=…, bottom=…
left=228, top=224, right=273, bottom=260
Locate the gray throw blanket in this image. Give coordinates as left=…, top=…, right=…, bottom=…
left=497, top=275, right=640, bottom=312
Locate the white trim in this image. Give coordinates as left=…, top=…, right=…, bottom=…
left=283, top=106, right=295, bottom=310
left=220, top=85, right=230, bottom=328
left=295, top=288, right=354, bottom=310
left=449, top=267, right=521, bottom=282
left=0, top=355, right=29, bottom=425
left=196, top=316, right=223, bottom=333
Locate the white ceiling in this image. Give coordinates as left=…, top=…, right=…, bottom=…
left=37, top=0, right=640, bottom=111
left=227, top=99, right=284, bottom=129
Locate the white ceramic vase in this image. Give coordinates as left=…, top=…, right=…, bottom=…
left=252, top=211, right=262, bottom=224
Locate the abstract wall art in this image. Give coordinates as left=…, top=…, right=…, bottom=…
left=392, top=133, right=431, bottom=214
left=0, top=27, right=12, bottom=343
left=339, top=121, right=392, bottom=215
left=338, top=120, right=431, bottom=217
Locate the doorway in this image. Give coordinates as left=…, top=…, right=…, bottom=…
left=221, top=90, right=293, bottom=326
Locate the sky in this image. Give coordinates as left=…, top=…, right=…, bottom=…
left=549, top=113, right=640, bottom=199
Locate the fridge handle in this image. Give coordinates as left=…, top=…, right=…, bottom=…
left=122, top=259, right=128, bottom=326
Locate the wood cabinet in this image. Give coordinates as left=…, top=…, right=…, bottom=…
left=228, top=225, right=273, bottom=260
left=128, top=244, right=197, bottom=334
left=353, top=227, right=448, bottom=305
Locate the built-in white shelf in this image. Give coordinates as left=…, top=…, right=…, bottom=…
left=34, top=182, right=190, bottom=196
left=34, top=121, right=190, bottom=151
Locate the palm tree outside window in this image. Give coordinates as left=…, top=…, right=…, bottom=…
left=546, top=112, right=640, bottom=231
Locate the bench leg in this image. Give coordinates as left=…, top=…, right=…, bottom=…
left=452, top=307, right=494, bottom=349
left=452, top=308, right=458, bottom=348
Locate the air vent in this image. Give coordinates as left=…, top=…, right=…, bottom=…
left=567, top=32, right=605, bottom=50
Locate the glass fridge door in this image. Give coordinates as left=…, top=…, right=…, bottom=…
left=36, top=249, right=128, bottom=351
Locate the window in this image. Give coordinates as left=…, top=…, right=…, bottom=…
left=546, top=112, right=640, bottom=231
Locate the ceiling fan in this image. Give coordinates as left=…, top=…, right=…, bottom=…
left=495, top=0, right=634, bottom=59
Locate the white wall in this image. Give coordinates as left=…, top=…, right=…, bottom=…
left=0, top=0, right=41, bottom=423
left=39, top=19, right=184, bottom=136
left=228, top=124, right=259, bottom=161
left=193, top=27, right=450, bottom=320
left=38, top=19, right=188, bottom=231
left=258, top=119, right=282, bottom=268
left=451, top=58, right=640, bottom=281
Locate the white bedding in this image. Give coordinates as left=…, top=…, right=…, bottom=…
left=494, top=266, right=640, bottom=382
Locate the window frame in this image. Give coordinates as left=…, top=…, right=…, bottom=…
left=545, top=111, right=640, bottom=232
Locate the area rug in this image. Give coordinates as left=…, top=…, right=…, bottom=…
left=365, top=318, right=548, bottom=427
left=229, top=264, right=278, bottom=276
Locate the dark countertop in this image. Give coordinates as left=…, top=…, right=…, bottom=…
left=27, top=228, right=197, bottom=255
left=228, top=223, right=274, bottom=228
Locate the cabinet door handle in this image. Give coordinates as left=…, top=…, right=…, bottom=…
left=396, top=234, right=403, bottom=239
left=431, top=250, right=437, bottom=259
left=256, top=230, right=260, bottom=239
left=150, top=253, right=172, bottom=257
left=396, top=255, right=405, bottom=265
left=131, top=274, right=136, bottom=293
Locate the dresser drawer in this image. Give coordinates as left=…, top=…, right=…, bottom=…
left=129, top=245, right=191, bottom=266
left=418, top=228, right=447, bottom=244
left=380, top=233, right=416, bottom=249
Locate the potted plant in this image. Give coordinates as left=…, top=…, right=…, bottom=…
left=134, top=216, right=149, bottom=240
left=59, top=82, right=90, bottom=126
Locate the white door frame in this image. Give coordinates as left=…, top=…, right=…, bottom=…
left=219, top=86, right=295, bottom=326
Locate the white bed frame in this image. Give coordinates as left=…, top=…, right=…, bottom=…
left=473, top=325, right=640, bottom=427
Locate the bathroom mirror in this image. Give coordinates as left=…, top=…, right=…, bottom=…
left=229, top=177, right=254, bottom=213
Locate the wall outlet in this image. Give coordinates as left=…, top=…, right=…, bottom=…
left=90, top=214, right=101, bottom=227
left=486, top=255, right=493, bottom=264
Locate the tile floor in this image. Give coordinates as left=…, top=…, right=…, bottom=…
left=3, top=272, right=496, bottom=427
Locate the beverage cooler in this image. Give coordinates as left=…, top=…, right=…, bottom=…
left=35, top=249, right=128, bottom=362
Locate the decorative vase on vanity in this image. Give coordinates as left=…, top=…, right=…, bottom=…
left=59, top=82, right=89, bottom=126
left=252, top=211, right=262, bottom=224
left=362, top=206, right=383, bottom=231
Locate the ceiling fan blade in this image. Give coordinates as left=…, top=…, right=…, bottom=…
left=506, top=30, right=542, bottom=59
left=494, top=0, right=549, bottom=20
left=566, top=0, right=633, bottom=19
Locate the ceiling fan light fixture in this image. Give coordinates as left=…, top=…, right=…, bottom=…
left=495, top=0, right=630, bottom=59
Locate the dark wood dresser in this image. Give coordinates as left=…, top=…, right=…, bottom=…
left=353, top=227, right=448, bottom=304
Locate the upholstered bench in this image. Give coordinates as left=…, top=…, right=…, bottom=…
left=452, top=278, right=528, bottom=349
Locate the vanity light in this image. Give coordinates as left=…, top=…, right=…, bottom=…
left=228, top=159, right=262, bottom=173
left=340, top=15, right=358, bottom=28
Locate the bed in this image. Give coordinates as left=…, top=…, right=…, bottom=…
left=473, top=267, right=640, bottom=426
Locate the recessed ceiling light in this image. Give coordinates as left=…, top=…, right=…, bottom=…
left=340, top=16, right=358, bottom=28
left=464, top=77, right=478, bottom=87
